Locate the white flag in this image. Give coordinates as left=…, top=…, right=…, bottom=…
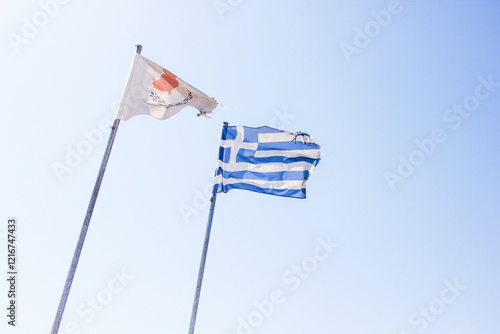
left=116, top=53, right=218, bottom=120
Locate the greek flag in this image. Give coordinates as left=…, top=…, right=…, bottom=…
left=213, top=125, right=321, bottom=199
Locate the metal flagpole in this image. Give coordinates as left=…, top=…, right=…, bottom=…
left=188, top=192, right=217, bottom=334
left=187, top=122, right=227, bottom=334
left=50, top=44, right=142, bottom=334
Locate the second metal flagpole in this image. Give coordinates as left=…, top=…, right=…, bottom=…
left=188, top=191, right=218, bottom=334
left=50, top=44, right=142, bottom=334
left=188, top=122, right=227, bottom=334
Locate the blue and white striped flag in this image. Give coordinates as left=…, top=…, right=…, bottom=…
left=213, top=125, right=321, bottom=199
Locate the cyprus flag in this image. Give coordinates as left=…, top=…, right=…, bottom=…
left=116, top=53, right=218, bottom=120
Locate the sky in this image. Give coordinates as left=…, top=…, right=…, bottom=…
left=1, top=1, right=500, bottom=334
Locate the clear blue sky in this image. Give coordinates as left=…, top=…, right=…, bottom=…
left=1, top=1, right=499, bottom=334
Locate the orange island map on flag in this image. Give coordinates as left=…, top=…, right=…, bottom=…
left=116, top=53, right=218, bottom=120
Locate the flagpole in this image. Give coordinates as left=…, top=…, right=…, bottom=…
left=187, top=122, right=227, bottom=334
left=50, top=44, right=142, bottom=334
